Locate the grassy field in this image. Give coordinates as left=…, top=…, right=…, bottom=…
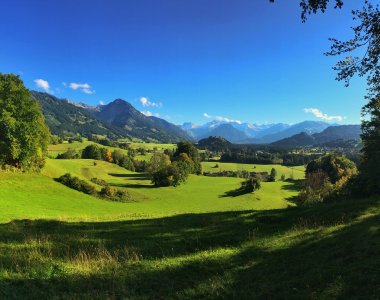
left=1, top=157, right=378, bottom=299
left=202, top=162, right=305, bottom=179
left=0, top=194, right=379, bottom=299
left=48, top=141, right=174, bottom=162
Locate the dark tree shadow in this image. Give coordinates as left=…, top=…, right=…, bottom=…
left=219, top=187, right=252, bottom=198
left=0, top=198, right=378, bottom=299
left=108, top=172, right=150, bottom=180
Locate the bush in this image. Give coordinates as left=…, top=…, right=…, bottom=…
left=57, top=173, right=96, bottom=196
left=99, top=185, right=131, bottom=202
left=90, top=177, right=108, bottom=186
left=56, top=149, right=79, bottom=159
left=81, top=144, right=102, bottom=160
left=300, top=170, right=334, bottom=204
left=241, top=176, right=261, bottom=193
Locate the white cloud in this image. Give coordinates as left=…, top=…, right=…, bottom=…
left=304, top=108, right=344, bottom=122
left=139, top=97, right=162, bottom=107
left=141, top=110, right=160, bottom=117
left=203, top=113, right=241, bottom=124
left=34, top=79, right=51, bottom=93
left=69, top=82, right=95, bottom=95
left=99, top=100, right=105, bottom=105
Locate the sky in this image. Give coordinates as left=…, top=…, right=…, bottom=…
left=0, top=0, right=371, bottom=125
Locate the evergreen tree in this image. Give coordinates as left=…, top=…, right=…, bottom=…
left=0, top=73, right=50, bottom=171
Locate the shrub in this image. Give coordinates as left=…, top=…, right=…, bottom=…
left=99, top=185, right=132, bottom=202
left=56, top=173, right=96, bottom=196
left=300, top=170, right=334, bottom=204
left=56, top=149, right=79, bottom=159
left=241, top=176, right=261, bottom=193
left=90, top=177, right=108, bottom=186
left=81, top=144, right=102, bottom=160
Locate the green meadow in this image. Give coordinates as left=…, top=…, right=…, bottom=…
left=0, top=150, right=379, bottom=299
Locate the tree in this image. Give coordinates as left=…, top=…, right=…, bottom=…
left=81, top=144, right=101, bottom=160
left=173, top=141, right=202, bottom=174
left=0, top=73, right=50, bottom=171
left=241, top=176, right=261, bottom=193
left=300, top=170, right=334, bottom=204
left=276, top=0, right=380, bottom=195
left=105, top=148, right=113, bottom=162
left=306, top=154, right=358, bottom=188
left=269, top=168, right=277, bottom=182
left=148, top=152, right=171, bottom=186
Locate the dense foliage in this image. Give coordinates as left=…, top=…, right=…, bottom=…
left=301, top=155, right=358, bottom=203
left=0, top=74, right=50, bottom=171
left=148, top=142, right=202, bottom=187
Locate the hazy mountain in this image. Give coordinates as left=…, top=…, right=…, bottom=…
left=313, top=125, right=362, bottom=143
left=258, top=121, right=331, bottom=143
left=96, top=99, right=193, bottom=142
left=198, top=123, right=249, bottom=143
left=182, top=120, right=332, bottom=143
left=271, top=125, right=362, bottom=148
left=197, top=136, right=232, bottom=151
left=31, top=91, right=127, bottom=139
left=271, top=132, right=316, bottom=148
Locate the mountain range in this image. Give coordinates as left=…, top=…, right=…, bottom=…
left=31, top=91, right=360, bottom=145
left=181, top=120, right=345, bottom=144
left=32, top=91, right=193, bottom=143
left=271, top=125, right=362, bottom=148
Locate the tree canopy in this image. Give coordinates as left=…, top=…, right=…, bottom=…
left=0, top=73, right=50, bottom=171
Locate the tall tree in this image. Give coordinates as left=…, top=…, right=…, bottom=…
left=272, top=0, right=380, bottom=195
left=0, top=74, right=50, bottom=171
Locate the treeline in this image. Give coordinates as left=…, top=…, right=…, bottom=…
left=219, top=149, right=323, bottom=166
left=58, top=144, right=135, bottom=171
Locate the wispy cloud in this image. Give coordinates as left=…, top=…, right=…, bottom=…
left=69, top=82, right=95, bottom=95
left=34, top=79, right=52, bottom=93
left=203, top=113, right=241, bottom=124
left=141, top=110, right=160, bottom=117
left=139, top=97, right=162, bottom=108
left=304, top=108, right=344, bottom=122
left=99, top=100, right=105, bottom=105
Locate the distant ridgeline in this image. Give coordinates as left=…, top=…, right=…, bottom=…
left=31, top=91, right=193, bottom=143
left=197, top=134, right=362, bottom=166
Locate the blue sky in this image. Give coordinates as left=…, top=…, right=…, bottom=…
left=0, top=0, right=369, bottom=125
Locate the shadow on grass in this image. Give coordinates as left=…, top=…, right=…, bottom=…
left=0, top=198, right=379, bottom=299
left=108, top=172, right=150, bottom=180
left=219, top=187, right=251, bottom=198
left=111, top=182, right=156, bottom=189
